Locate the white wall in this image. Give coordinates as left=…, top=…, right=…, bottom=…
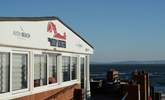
left=0, top=20, right=93, bottom=54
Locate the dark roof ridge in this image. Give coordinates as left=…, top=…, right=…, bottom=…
left=56, top=17, right=94, bottom=49
left=0, top=16, right=57, bottom=21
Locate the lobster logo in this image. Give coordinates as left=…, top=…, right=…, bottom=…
left=47, top=22, right=66, bottom=40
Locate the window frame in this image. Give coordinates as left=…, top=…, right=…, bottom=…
left=0, top=51, right=11, bottom=97
left=61, top=54, right=79, bottom=83
left=33, top=53, right=47, bottom=88
left=33, top=51, right=63, bottom=91
left=62, top=56, right=71, bottom=82
left=0, top=47, right=82, bottom=99
left=47, top=53, right=59, bottom=86
left=80, top=56, right=86, bottom=89
left=11, top=51, right=30, bottom=94
left=71, top=56, right=78, bottom=81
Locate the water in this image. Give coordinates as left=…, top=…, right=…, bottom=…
left=90, top=64, right=165, bottom=93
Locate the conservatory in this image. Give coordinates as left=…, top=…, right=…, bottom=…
left=0, top=17, right=93, bottom=100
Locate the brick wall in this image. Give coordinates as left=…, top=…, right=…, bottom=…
left=14, top=84, right=80, bottom=100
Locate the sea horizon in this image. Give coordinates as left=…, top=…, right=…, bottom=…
left=91, top=59, right=165, bottom=65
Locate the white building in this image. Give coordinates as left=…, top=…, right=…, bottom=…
left=0, top=17, right=93, bottom=100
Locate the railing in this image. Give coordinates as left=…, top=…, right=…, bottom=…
left=121, top=92, right=128, bottom=100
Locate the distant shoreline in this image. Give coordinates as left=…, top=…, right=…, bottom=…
left=91, top=60, right=165, bottom=65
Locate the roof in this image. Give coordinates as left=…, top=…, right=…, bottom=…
left=0, top=16, right=55, bottom=21
left=0, top=16, right=94, bottom=49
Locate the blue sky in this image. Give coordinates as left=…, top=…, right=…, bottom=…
left=0, top=0, right=165, bottom=63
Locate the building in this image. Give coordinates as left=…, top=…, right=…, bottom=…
left=106, top=69, right=119, bottom=82
left=126, top=84, right=141, bottom=100
left=132, top=71, right=150, bottom=100
left=0, top=17, right=94, bottom=100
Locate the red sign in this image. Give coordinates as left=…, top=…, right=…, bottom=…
left=47, top=22, right=66, bottom=40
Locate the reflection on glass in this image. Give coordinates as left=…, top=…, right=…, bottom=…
left=34, top=54, right=47, bottom=87
left=12, top=53, right=27, bottom=91
left=62, top=56, right=70, bottom=82
left=0, top=53, right=10, bottom=93
left=72, top=57, right=77, bottom=80
left=48, top=54, right=57, bottom=84
left=81, top=57, right=85, bottom=89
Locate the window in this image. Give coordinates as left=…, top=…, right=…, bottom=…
left=80, top=57, right=85, bottom=89
left=0, top=52, right=10, bottom=93
left=12, top=53, right=28, bottom=91
left=48, top=54, right=57, bottom=84
left=62, top=56, right=70, bottom=82
left=71, top=57, right=77, bottom=80
left=34, top=54, right=47, bottom=87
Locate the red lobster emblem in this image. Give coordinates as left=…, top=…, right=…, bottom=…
left=47, top=22, right=66, bottom=40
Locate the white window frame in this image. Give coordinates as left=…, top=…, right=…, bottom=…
left=71, top=56, right=79, bottom=81
left=79, top=55, right=88, bottom=99
left=0, top=47, right=84, bottom=99
left=33, top=51, right=64, bottom=92
left=0, top=50, right=11, bottom=97
left=61, top=53, right=79, bottom=84
left=79, top=55, right=87, bottom=86
left=47, top=53, right=59, bottom=87
left=10, top=51, right=30, bottom=94
left=33, top=53, right=48, bottom=91
left=62, top=55, right=71, bottom=82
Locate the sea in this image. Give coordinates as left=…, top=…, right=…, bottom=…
left=90, top=64, right=165, bottom=94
